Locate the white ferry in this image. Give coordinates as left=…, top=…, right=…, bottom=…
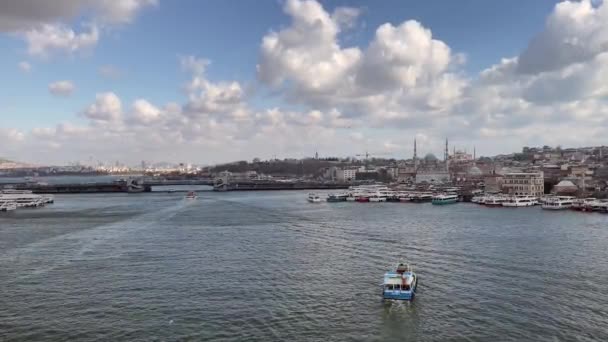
left=572, top=198, right=596, bottom=211
left=382, top=263, right=418, bottom=301
left=431, top=193, right=458, bottom=205
left=0, top=201, right=17, bottom=212
left=502, top=196, right=537, bottom=207
left=307, top=193, right=322, bottom=203
left=484, top=195, right=506, bottom=207
left=542, top=196, right=575, bottom=210
left=0, top=193, right=45, bottom=208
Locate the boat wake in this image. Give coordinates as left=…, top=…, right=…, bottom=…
left=0, top=199, right=190, bottom=282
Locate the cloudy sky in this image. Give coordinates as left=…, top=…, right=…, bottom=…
left=1, top=0, right=607, bottom=165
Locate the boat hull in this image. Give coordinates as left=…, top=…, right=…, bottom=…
left=432, top=199, right=458, bottom=205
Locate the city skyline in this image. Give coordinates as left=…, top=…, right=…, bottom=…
left=2, top=0, right=608, bottom=164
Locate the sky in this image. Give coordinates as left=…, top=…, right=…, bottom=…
left=1, top=0, right=607, bottom=165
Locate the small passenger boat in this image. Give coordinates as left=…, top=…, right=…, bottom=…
left=307, top=193, right=322, bottom=203
left=185, top=191, right=198, bottom=199
left=382, top=262, right=417, bottom=301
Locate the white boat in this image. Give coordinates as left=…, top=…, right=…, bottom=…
left=185, top=191, right=198, bottom=199
left=542, top=196, right=575, bottom=210
left=0, top=201, right=17, bottom=212
left=0, top=194, right=45, bottom=208
left=307, top=193, right=322, bottom=203
left=572, top=198, right=595, bottom=211
left=502, top=195, right=537, bottom=207
left=368, top=193, right=387, bottom=202
left=484, top=195, right=506, bottom=207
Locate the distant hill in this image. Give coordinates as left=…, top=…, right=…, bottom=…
left=0, top=158, right=36, bottom=170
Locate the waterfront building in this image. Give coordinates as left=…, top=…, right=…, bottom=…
left=415, top=170, right=450, bottom=184
left=501, top=172, right=544, bottom=197
left=336, top=168, right=357, bottom=183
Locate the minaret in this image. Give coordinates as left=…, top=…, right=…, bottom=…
left=474, top=147, right=476, bottom=162
left=445, top=138, right=449, bottom=174
left=413, top=138, right=418, bottom=170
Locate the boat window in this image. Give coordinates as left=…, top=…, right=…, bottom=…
left=403, top=285, right=410, bottom=291
left=394, top=285, right=401, bottom=291
left=386, top=284, right=393, bottom=290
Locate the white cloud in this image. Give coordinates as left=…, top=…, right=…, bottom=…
left=6, top=0, right=608, bottom=164
left=517, top=0, right=608, bottom=74
left=82, top=92, right=122, bottom=122
left=18, top=61, right=31, bottom=72
left=48, top=80, right=75, bottom=97
left=1, top=0, right=156, bottom=57
left=24, top=23, right=99, bottom=57
left=131, top=99, right=162, bottom=124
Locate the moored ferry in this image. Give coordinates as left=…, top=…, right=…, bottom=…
left=410, top=193, right=433, bottom=203
left=382, top=263, right=418, bottom=301
left=0, top=201, right=17, bottom=212
left=572, top=198, right=596, bottom=211
left=542, top=196, right=575, bottom=210
left=502, top=195, right=537, bottom=207
left=431, top=193, right=458, bottom=205
left=326, top=193, right=348, bottom=202
left=484, top=195, right=506, bottom=207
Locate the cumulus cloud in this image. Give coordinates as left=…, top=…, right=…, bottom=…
left=82, top=92, right=122, bottom=122
left=257, top=0, right=466, bottom=122
left=48, top=80, right=75, bottom=97
left=6, top=0, right=608, bottom=164
left=1, top=0, right=156, bottom=57
left=517, top=0, right=608, bottom=74
left=131, top=99, right=162, bottom=124
left=23, top=23, right=99, bottom=57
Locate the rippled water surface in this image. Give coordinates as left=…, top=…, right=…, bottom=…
left=2, top=191, right=608, bottom=341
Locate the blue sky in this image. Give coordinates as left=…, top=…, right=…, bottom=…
left=1, top=0, right=607, bottom=164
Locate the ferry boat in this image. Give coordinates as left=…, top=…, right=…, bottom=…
left=502, top=195, right=537, bottom=207
left=484, top=195, right=506, bottom=207
left=382, top=263, right=418, bottom=301
left=410, top=193, right=433, bottom=203
left=326, top=193, right=347, bottom=202
left=542, top=196, right=575, bottom=210
left=431, top=193, right=458, bottom=205
left=0, top=193, right=45, bottom=208
left=589, top=200, right=608, bottom=213
left=368, top=190, right=388, bottom=202
left=307, top=193, right=322, bottom=203
left=398, top=192, right=413, bottom=202
left=185, top=191, right=198, bottom=200
left=572, top=198, right=596, bottom=211
left=0, top=201, right=17, bottom=212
